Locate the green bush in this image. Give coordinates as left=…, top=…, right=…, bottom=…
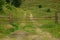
left=47, top=9, right=51, bottom=12
left=6, top=0, right=11, bottom=3
left=38, top=5, right=42, bottom=8
left=6, top=0, right=22, bottom=8
left=12, top=0, right=22, bottom=7
left=0, top=0, right=5, bottom=10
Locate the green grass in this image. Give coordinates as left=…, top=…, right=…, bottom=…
left=23, top=22, right=37, bottom=34
left=40, top=23, right=60, bottom=38
left=0, top=0, right=60, bottom=39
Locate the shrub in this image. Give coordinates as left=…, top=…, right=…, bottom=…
left=12, top=0, right=22, bottom=7
left=47, top=9, right=51, bottom=12
left=0, top=0, right=5, bottom=11
left=38, top=5, right=42, bottom=8
left=6, top=0, right=22, bottom=8
left=6, top=0, right=11, bottom=3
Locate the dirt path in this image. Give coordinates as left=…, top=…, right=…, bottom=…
left=1, top=28, right=59, bottom=40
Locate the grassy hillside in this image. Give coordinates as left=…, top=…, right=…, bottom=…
left=0, top=0, right=60, bottom=40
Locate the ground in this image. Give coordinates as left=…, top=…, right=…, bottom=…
left=0, top=0, right=60, bottom=40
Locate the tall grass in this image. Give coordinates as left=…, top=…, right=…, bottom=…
left=40, top=23, right=60, bottom=38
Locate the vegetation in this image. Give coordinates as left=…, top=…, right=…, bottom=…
left=12, top=0, right=22, bottom=7
left=40, top=23, right=60, bottom=38
left=47, top=8, right=51, bottom=12
left=0, top=0, right=5, bottom=10
left=0, top=0, right=60, bottom=40
left=38, top=5, right=42, bottom=8
left=0, top=0, right=22, bottom=11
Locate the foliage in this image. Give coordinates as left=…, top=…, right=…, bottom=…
left=47, top=9, right=51, bottom=12
left=6, top=0, right=11, bottom=3
left=40, top=23, right=60, bottom=38
left=0, top=0, right=5, bottom=10
left=38, top=5, right=42, bottom=8
left=12, top=0, right=22, bottom=7
left=6, top=0, right=22, bottom=8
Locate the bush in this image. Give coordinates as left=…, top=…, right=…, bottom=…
left=47, top=9, right=51, bottom=12
left=38, top=5, right=42, bottom=8
left=0, top=0, right=5, bottom=10
left=6, top=0, right=22, bottom=8
left=6, top=0, right=11, bottom=3
left=12, top=0, right=22, bottom=7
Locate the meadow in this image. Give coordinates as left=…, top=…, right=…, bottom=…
left=0, top=0, right=60, bottom=40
